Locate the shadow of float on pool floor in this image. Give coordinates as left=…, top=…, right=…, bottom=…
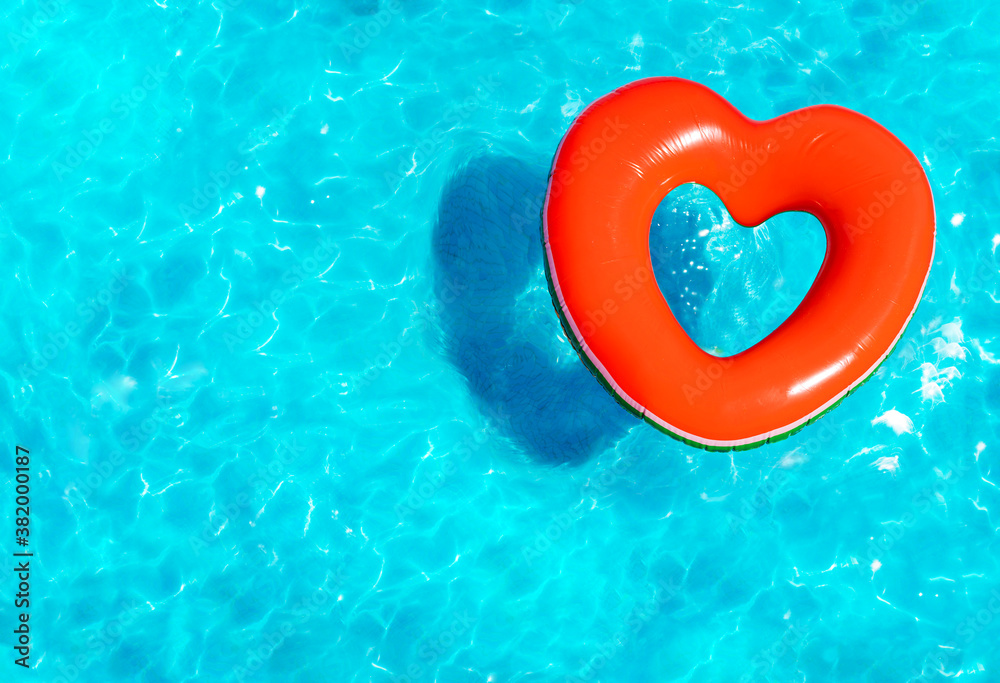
left=432, top=154, right=630, bottom=465
left=431, top=153, right=716, bottom=465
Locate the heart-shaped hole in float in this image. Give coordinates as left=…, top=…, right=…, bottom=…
left=543, top=78, right=934, bottom=451
left=649, top=183, right=826, bottom=358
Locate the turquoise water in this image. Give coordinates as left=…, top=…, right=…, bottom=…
left=1, top=0, right=999, bottom=681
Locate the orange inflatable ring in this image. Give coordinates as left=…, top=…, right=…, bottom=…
left=543, top=78, right=935, bottom=451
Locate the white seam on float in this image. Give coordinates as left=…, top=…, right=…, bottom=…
left=543, top=229, right=647, bottom=417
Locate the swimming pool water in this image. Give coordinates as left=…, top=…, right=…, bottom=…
left=2, top=0, right=999, bottom=681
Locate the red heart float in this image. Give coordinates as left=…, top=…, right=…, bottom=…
left=543, top=78, right=935, bottom=451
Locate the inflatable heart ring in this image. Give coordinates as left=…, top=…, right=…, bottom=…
left=543, top=78, right=935, bottom=451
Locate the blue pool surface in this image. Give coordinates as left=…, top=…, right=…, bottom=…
left=2, top=0, right=999, bottom=681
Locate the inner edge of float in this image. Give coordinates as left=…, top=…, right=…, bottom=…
left=541, top=140, right=936, bottom=451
